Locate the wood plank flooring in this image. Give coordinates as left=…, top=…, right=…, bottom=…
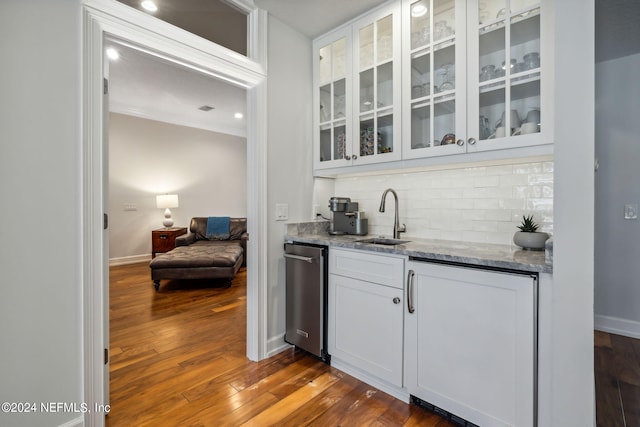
left=107, top=262, right=455, bottom=426
left=594, top=330, right=640, bottom=427
left=108, top=262, right=640, bottom=426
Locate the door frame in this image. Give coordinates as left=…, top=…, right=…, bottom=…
left=82, top=0, right=268, bottom=425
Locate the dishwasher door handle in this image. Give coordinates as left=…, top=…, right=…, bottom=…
left=284, top=253, right=316, bottom=263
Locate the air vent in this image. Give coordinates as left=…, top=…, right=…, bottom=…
left=198, top=105, right=215, bottom=111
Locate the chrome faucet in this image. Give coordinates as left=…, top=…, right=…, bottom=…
left=379, top=188, right=406, bottom=239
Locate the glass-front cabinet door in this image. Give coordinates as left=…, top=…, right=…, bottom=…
left=314, top=28, right=352, bottom=170
left=402, top=0, right=467, bottom=159
left=353, top=4, right=402, bottom=165
left=467, top=0, right=544, bottom=152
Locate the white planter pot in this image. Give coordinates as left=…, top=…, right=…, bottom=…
left=513, top=231, right=549, bottom=250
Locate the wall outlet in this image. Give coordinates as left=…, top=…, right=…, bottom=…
left=624, top=203, right=638, bottom=220
left=313, top=204, right=320, bottom=218
left=275, top=203, right=289, bottom=221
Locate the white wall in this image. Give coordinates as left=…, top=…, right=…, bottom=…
left=333, top=158, right=554, bottom=245
left=594, top=52, right=640, bottom=337
left=0, top=1, right=83, bottom=426
left=108, top=113, right=246, bottom=263
left=546, top=0, right=595, bottom=424
left=265, top=15, right=314, bottom=352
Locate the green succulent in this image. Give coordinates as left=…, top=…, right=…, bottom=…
left=517, top=215, right=540, bottom=233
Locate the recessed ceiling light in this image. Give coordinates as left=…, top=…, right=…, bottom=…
left=141, top=0, right=158, bottom=12
left=198, top=105, right=215, bottom=111
left=234, top=112, right=243, bottom=119
left=411, top=4, right=428, bottom=18
left=106, top=47, right=119, bottom=60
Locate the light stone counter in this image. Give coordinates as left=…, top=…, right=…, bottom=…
left=285, top=220, right=552, bottom=274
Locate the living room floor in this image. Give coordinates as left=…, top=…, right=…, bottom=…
left=107, top=262, right=640, bottom=426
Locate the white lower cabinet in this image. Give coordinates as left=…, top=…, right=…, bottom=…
left=405, top=260, right=536, bottom=427
left=328, top=248, right=406, bottom=400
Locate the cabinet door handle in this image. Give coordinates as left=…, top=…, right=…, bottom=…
left=393, top=297, right=400, bottom=304
left=456, top=139, right=465, bottom=146
left=352, top=154, right=357, bottom=160
left=345, top=154, right=351, bottom=160
left=467, top=137, right=477, bottom=145
left=407, top=270, right=415, bottom=313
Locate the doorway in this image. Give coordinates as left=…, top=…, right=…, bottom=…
left=82, top=2, right=268, bottom=425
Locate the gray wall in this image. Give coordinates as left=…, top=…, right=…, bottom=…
left=108, top=113, right=247, bottom=263
left=0, top=1, right=83, bottom=426
left=595, top=52, right=640, bottom=336
left=266, top=15, right=314, bottom=351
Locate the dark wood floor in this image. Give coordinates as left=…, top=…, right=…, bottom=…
left=107, top=262, right=455, bottom=426
left=108, top=262, right=640, bottom=426
left=595, top=330, right=640, bottom=427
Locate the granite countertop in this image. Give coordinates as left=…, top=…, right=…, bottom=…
left=285, top=221, right=552, bottom=274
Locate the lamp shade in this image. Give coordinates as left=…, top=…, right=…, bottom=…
left=156, top=194, right=179, bottom=209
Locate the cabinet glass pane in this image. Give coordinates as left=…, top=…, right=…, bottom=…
left=359, top=119, right=375, bottom=157
left=320, top=84, right=331, bottom=122
left=334, top=78, right=346, bottom=119
left=411, top=104, right=431, bottom=148
left=360, top=69, right=374, bottom=113
left=377, top=15, right=393, bottom=63
left=433, top=44, right=455, bottom=93
left=320, top=126, right=331, bottom=162
left=360, top=24, right=374, bottom=70
left=333, top=39, right=346, bottom=80
left=511, top=0, right=538, bottom=12
left=319, top=45, right=332, bottom=85
left=378, top=114, right=394, bottom=154
left=510, top=9, right=540, bottom=136
left=433, top=0, right=455, bottom=42
left=377, top=62, right=393, bottom=108
left=411, top=52, right=431, bottom=100
left=410, top=0, right=430, bottom=50
left=479, top=87, right=506, bottom=140
left=334, top=124, right=347, bottom=160
left=478, top=26, right=505, bottom=83
left=434, top=100, right=455, bottom=146
left=478, top=0, right=507, bottom=25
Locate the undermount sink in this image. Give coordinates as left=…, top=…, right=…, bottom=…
left=355, top=237, right=411, bottom=246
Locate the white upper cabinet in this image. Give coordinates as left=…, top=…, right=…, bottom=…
left=401, top=0, right=467, bottom=158
left=314, top=0, right=552, bottom=172
left=352, top=4, right=403, bottom=166
left=313, top=3, right=402, bottom=171
left=402, top=0, right=551, bottom=159
left=314, top=28, right=352, bottom=169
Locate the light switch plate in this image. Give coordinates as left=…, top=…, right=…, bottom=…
left=276, top=203, right=289, bottom=221
left=123, top=203, right=137, bottom=211
left=624, top=203, right=638, bottom=220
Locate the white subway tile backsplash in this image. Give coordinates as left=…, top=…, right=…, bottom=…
left=333, top=160, right=553, bottom=245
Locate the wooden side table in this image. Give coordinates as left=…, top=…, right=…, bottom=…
left=152, top=227, right=187, bottom=258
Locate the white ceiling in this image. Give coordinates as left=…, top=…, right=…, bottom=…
left=108, top=41, right=247, bottom=137
left=254, top=0, right=390, bottom=38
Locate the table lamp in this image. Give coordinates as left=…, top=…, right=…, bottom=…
left=156, top=194, right=179, bottom=228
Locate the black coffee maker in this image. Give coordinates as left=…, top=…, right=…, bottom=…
left=328, top=197, right=368, bottom=236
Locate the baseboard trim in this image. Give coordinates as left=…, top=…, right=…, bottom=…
left=58, top=416, right=83, bottom=427
left=109, top=254, right=151, bottom=266
left=595, top=314, right=640, bottom=339
left=266, top=333, right=293, bottom=358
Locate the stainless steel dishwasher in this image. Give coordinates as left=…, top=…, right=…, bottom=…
left=284, top=243, right=329, bottom=362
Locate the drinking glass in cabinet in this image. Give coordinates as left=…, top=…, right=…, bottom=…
left=433, top=0, right=455, bottom=42
left=410, top=0, right=430, bottom=50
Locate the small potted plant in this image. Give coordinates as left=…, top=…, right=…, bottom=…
left=513, top=215, right=549, bottom=250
